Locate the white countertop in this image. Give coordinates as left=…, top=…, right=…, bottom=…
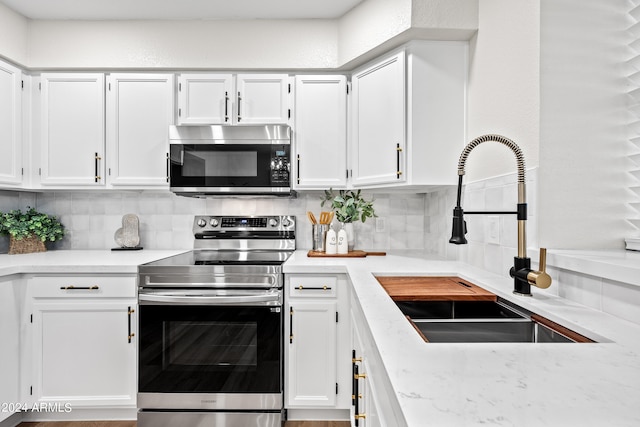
left=0, top=249, right=186, bottom=276
left=284, top=250, right=640, bottom=427
left=1, top=248, right=638, bottom=426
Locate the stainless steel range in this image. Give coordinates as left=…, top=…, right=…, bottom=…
left=137, top=215, right=295, bottom=427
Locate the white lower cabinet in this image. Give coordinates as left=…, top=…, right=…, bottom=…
left=285, top=274, right=351, bottom=417
left=350, top=286, right=405, bottom=427
left=0, top=276, right=23, bottom=423
left=25, top=275, right=137, bottom=408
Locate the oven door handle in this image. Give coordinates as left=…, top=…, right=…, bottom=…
left=138, top=291, right=282, bottom=306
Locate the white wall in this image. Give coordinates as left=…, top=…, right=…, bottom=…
left=338, top=0, right=477, bottom=69
left=338, top=0, right=412, bottom=66
left=0, top=0, right=479, bottom=70
left=465, top=0, right=540, bottom=183
left=538, top=0, right=635, bottom=249
left=27, top=20, right=339, bottom=70
left=0, top=2, right=28, bottom=66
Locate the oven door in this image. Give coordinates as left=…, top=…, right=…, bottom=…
left=169, top=143, right=291, bottom=194
left=137, top=290, right=282, bottom=410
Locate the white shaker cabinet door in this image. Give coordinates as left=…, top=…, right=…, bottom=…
left=30, top=300, right=137, bottom=407
left=235, top=74, right=289, bottom=125
left=0, top=59, right=22, bottom=186
left=106, top=73, right=174, bottom=187
left=351, top=51, right=406, bottom=186
left=286, top=301, right=338, bottom=407
left=177, top=73, right=233, bottom=124
left=39, top=73, right=105, bottom=186
left=293, top=75, right=347, bottom=189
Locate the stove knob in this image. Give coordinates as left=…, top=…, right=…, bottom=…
left=197, top=219, right=207, bottom=227
left=210, top=218, right=219, bottom=227
left=269, top=218, right=279, bottom=227
left=281, top=218, right=292, bottom=227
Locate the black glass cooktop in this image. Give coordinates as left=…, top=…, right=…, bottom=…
left=143, top=250, right=293, bottom=267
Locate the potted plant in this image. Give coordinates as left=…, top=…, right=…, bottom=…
left=321, top=189, right=376, bottom=250
left=0, top=207, right=65, bottom=254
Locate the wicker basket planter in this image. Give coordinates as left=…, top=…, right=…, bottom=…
left=9, top=235, right=47, bottom=255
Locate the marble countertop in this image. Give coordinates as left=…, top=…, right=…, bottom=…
left=284, top=250, right=640, bottom=427
left=0, top=249, right=186, bottom=276
left=1, top=248, right=638, bottom=425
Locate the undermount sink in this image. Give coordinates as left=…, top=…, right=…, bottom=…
left=396, top=299, right=585, bottom=344
left=375, top=275, right=594, bottom=344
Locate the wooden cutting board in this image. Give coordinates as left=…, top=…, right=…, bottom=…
left=376, top=276, right=497, bottom=301
left=307, top=250, right=387, bottom=258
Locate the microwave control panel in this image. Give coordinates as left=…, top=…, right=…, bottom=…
left=270, top=146, right=291, bottom=185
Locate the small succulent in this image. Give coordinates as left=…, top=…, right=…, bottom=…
left=0, top=207, right=65, bottom=242
left=320, top=189, right=376, bottom=224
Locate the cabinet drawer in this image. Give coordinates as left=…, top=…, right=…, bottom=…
left=29, top=275, right=136, bottom=298
left=288, top=275, right=337, bottom=298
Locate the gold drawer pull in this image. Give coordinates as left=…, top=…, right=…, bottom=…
left=297, top=285, right=331, bottom=291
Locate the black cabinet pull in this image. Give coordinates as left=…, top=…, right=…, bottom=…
left=289, top=307, right=294, bottom=344
left=396, top=143, right=403, bottom=179
left=296, top=285, right=332, bottom=291
left=60, top=285, right=99, bottom=290
left=224, top=91, right=229, bottom=122
left=237, top=91, right=242, bottom=122
left=296, top=154, right=300, bottom=184
left=94, top=152, right=102, bottom=182
left=166, top=152, right=170, bottom=183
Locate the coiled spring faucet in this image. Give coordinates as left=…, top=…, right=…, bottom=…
left=449, top=134, right=551, bottom=296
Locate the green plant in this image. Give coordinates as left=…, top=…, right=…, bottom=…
left=0, top=207, right=65, bottom=242
left=320, top=189, right=376, bottom=223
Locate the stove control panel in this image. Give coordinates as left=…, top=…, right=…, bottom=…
left=193, top=215, right=295, bottom=232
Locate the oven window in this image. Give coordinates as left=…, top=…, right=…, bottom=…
left=167, top=321, right=257, bottom=366
left=139, top=305, right=281, bottom=394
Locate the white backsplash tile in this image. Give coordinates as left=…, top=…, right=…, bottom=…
left=602, top=279, right=640, bottom=325
left=555, top=269, right=603, bottom=311
left=1, top=169, right=637, bottom=326
left=20, top=190, right=427, bottom=252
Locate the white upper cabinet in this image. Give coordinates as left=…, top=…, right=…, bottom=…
left=0, top=59, right=22, bottom=187
left=39, top=73, right=105, bottom=187
left=351, top=51, right=406, bottom=187
left=235, top=74, right=289, bottom=124
left=350, top=41, right=468, bottom=190
left=106, top=73, right=174, bottom=187
left=177, top=74, right=233, bottom=125
left=293, top=75, right=347, bottom=189
left=176, top=73, right=289, bottom=125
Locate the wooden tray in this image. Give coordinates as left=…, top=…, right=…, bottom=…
left=307, top=250, right=386, bottom=258
left=376, top=276, right=496, bottom=301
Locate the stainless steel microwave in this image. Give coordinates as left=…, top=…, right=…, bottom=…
left=169, top=125, right=292, bottom=197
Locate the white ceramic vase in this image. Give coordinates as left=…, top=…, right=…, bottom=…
left=343, top=222, right=355, bottom=251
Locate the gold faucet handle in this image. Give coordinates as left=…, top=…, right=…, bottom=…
left=527, top=248, right=552, bottom=289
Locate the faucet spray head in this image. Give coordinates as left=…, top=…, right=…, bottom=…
left=449, top=206, right=467, bottom=245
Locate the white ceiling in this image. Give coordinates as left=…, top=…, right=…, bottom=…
left=0, top=0, right=365, bottom=20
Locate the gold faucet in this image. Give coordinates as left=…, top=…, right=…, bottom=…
left=449, top=134, right=552, bottom=296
